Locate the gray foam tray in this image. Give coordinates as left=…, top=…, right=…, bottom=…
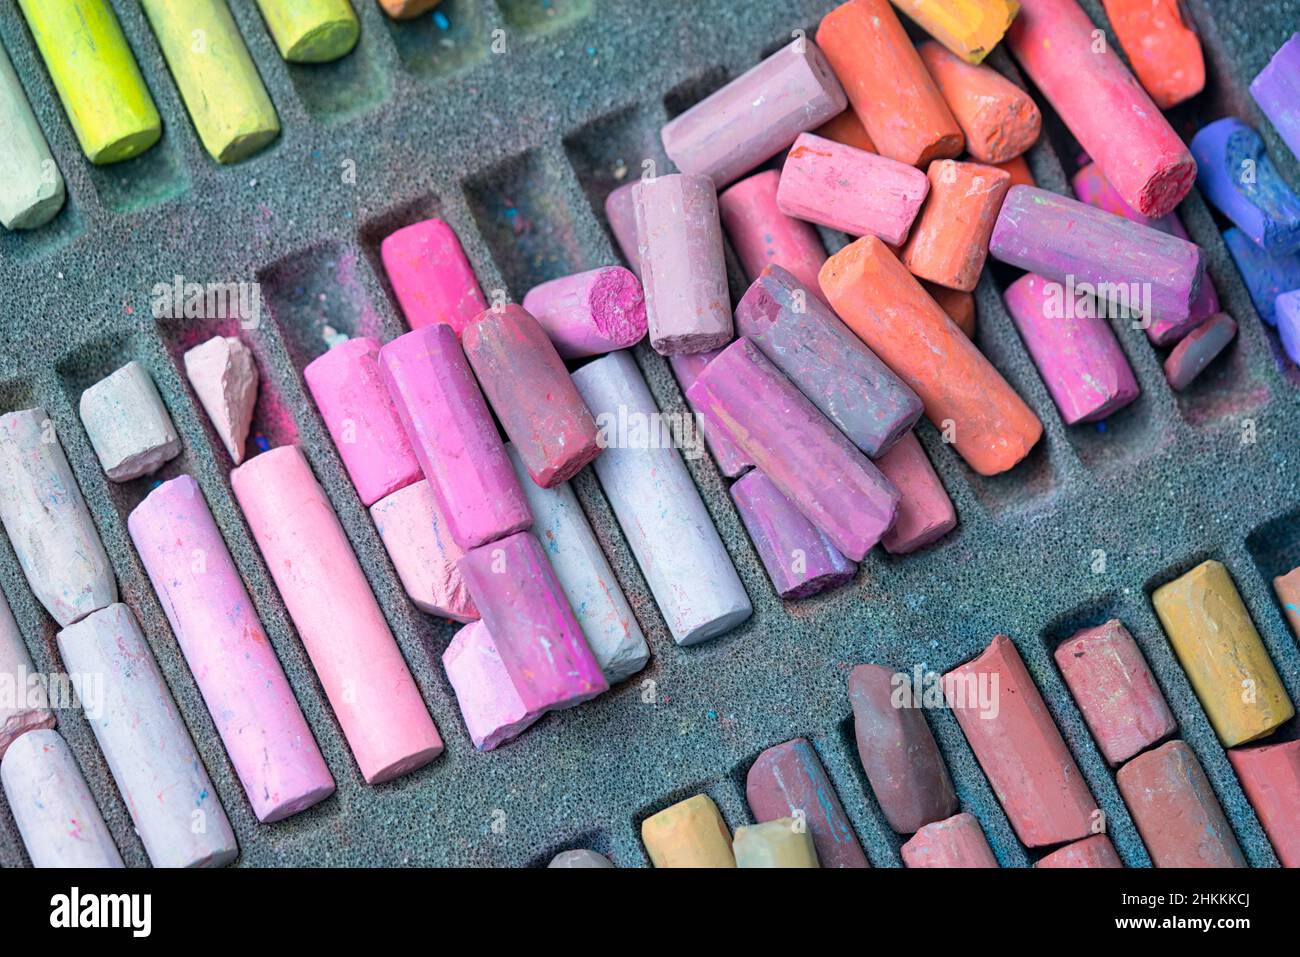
left=0, top=0, right=1298, bottom=867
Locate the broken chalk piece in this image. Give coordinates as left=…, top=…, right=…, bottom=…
left=603, top=183, right=642, bottom=279
left=918, top=42, right=1041, bottom=164
left=255, top=0, right=360, bottom=63
left=733, top=819, right=821, bottom=868
left=0, top=588, right=54, bottom=760
left=1226, top=739, right=1300, bottom=868
left=79, top=360, right=182, bottom=482
left=443, top=619, right=542, bottom=752
left=549, top=849, right=615, bottom=868
left=872, top=431, right=957, bottom=554
left=1035, top=834, right=1124, bottom=868
left=184, top=336, right=259, bottom=466
left=901, top=159, right=1011, bottom=292
left=719, top=170, right=828, bottom=302
left=1222, top=227, right=1300, bottom=325
left=1251, top=32, right=1300, bottom=164
left=0, top=39, right=65, bottom=230
left=642, top=794, right=736, bottom=868
left=521, top=267, right=647, bottom=359
left=381, top=218, right=488, bottom=336
left=668, top=350, right=755, bottom=479
left=1101, top=0, right=1206, bottom=109
left=1163, top=312, right=1237, bottom=391
left=1192, top=118, right=1300, bottom=256
left=370, top=480, right=477, bottom=622
left=901, top=812, right=999, bottom=868
left=890, top=0, right=1020, bottom=64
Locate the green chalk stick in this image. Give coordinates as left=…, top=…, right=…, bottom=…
left=0, top=42, right=64, bottom=230
left=140, top=0, right=280, bottom=164
left=256, top=0, right=360, bottom=64
left=17, top=0, right=162, bottom=165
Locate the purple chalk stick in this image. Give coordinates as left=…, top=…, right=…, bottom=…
left=604, top=182, right=641, bottom=278
left=872, top=432, right=956, bottom=554
left=668, top=350, right=755, bottom=478
left=521, top=267, right=647, bottom=359
left=1279, top=291, right=1300, bottom=366
left=1191, top=118, right=1300, bottom=255
left=1163, top=312, right=1238, bottom=390
left=1223, top=227, right=1300, bottom=325
left=1251, top=33, right=1300, bottom=172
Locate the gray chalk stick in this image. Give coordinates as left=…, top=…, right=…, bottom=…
left=80, top=360, right=182, bottom=481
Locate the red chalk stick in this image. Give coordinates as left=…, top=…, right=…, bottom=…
left=901, top=812, right=999, bottom=867
left=1227, top=739, right=1300, bottom=868
left=1035, top=834, right=1124, bottom=868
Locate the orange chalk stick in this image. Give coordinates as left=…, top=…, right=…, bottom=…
left=924, top=282, right=976, bottom=338
left=817, top=0, right=964, bottom=167
left=1101, top=0, right=1205, bottom=110
left=377, top=0, right=440, bottom=18
left=820, top=237, right=1041, bottom=475
left=992, top=154, right=1036, bottom=189
left=891, top=0, right=1022, bottom=64
left=813, top=109, right=876, bottom=153
left=902, top=160, right=1011, bottom=291
left=919, top=42, right=1041, bottom=164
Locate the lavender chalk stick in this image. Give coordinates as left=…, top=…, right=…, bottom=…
left=1164, top=312, right=1238, bottom=391
left=1251, top=33, right=1300, bottom=164
left=687, top=339, right=899, bottom=562
left=990, top=186, right=1205, bottom=329
left=1222, top=227, right=1300, bottom=325
left=735, top=265, right=923, bottom=456
left=0, top=588, right=53, bottom=758
left=1279, top=291, right=1300, bottom=366
left=79, top=360, right=181, bottom=482
left=0, top=408, right=116, bottom=627
left=370, top=480, right=477, bottom=622
left=1191, top=118, right=1300, bottom=255
left=58, top=604, right=237, bottom=868
left=572, top=351, right=752, bottom=645
left=604, top=182, right=641, bottom=278
left=872, top=432, right=957, bottom=554
left=668, top=350, right=755, bottom=478
left=443, top=620, right=541, bottom=751
left=521, top=267, right=647, bottom=359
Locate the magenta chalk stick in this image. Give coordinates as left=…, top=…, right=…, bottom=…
left=129, top=475, right=335, bottom=822
left=668, top=350, right=755, bottom=478
left=778, top=133, right=929, bottom=245
left=1035, top=834, right=1123, bottom=868
left=381, top=218, right=488, bottom=336
left=443, top=620, right=541, bottom=751
left=719, top=171, right=828, bottom=302
left=462, top=305, right=601, bottom=488
left=686, top=338, right=899, bottom=562
left=1163, top=312, right=1238, bottom=391
left=380, top=324, right=532, bottom=549
left=304, top=337, right=422, bottom=507
left=604, top=182, right=641, bottom=278
left=232, top=446, right=443, bottom=784
left=521, top=267, right=647, bottom=359
left=901, top=812, right=999, bottom=868
left=872, top=432, right=957, bottom=554
left=1002, top=272, right=1140, bottom=424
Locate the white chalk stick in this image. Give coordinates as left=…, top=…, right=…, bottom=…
left=79, top=360, right=182, bottom=481
left=0, top=40, right=64, bottom=230
left=0, top=587, right=54, bottom=759
left=184, top=336, right=258, bottom=465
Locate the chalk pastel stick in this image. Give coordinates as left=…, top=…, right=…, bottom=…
left=1223, top=227, right=1300, bottom=325
left=1274, top=565, right=1300, bottom=640
left=918, top=42, right=1041, bottom=164
left=1153, top=560, right=1294, bottom=747
left=1002, top=272, right=1140, bottom=424
left=901, top=812, right=999, bottom=867
left=730, top=471, right=857, bottom=600
left=129, top=476, right=334, bottom=822
left=255, top=0, right=359, bottom=63
left=902, top=160, right=1011, bottom=292
left=818, top=0, right=964, bottom=167
left=380, top=324, right=532, bottom=549
left=0, top=408, right=116, bottom=627
left=442, top=620, right=541, bottom=751
left=58, top=604, right=238, bottom=868
left=1227, top=740, right=1300, bottom=868
left=604, top=183, right=642, bottom=279
left=1006, top=0, right=1196, bottom=219
left=381, top=219, right=488, bottom=336
left=504, top=444, right=649, bottom=684
left=1, top=730, right=122, bottom=868
left=633, top=173, right=733, bottom=354
left=1035, top=834, right=1123, bottom=868
left=924, top=282, right=977, bottom=338
left=820, top=237, right=1043, bottom=476
left=184, top=336, right=258, bottom=466
left=733, top=819, right=820, bottom=868
left=0, top=40, right=64, bottom=230
left=17, top=0, right=161, bottom=164
left=79, top=361, right=182, bottom=482
left=1117, top=740, right=1246, bottom=868
left=687, top=339, right=900, bottom=562
left=945, top=635, right=1099, bottom=847
left=746, top=737, right=869, bottom=868
left=377, top=0, right=440, bottom=19
left=370, top=480, right=477, bottom=622
left=1100, top=0, right=1205, bottom=109
left=1163, top=312, right=1237, bottom=391
left=462, top=305, right=601, bottom=488
left=662, top=39, right=846, bottom=188
left=1192, top=118, right=1300, bottom=255
left=872, top=432, right=957, bottom=554
left=848, top=663, right=957, bottom=833
left=1280, top=291, right=1300, bottom=366
left=1251, top=32, right=1300, bottom=164
left=549, top=849, right=614, bottom=868
left=304, top=337, right=422, bottom=507
left=572, top=352, right=752, bottom=645
left=814, top=108, right=876, bottom=153
left=719, top=170, right=828, bottom=301
left=232, top=446, right=443, bottom=783
left=521, top=267, right=647, bottom=359
left=0, top=590, right=53, bottom=759
left=1054, top=620, right=1176, bottom=767
left=667, top=350, right=755, bottom=479
left=778, top=133, right=930, bottom=245
left=891, top=0, right=1020, bottom=64
left=641, top=794, right=736, bottom=868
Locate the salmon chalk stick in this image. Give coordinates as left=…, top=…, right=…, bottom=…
left=1035, top=834, right=1124, bottom=868
left=0, top=589, right=54, bottom=759
left=1223, top=227, right=1300, bottom=325
left=1117, top=740, right=1246, bottom=868
left=687, top=338, right=900, bottom=562
left=380, top=324, right=532, bottom=549
left=1251, top=32, right=1300, bottom=164
left=633, top=173, right=733, bottom=354
left=944, top=634, right=1100, bottom=847
left=521, top=267, right=647, bottom=359
left=255, top=0, right=359, bottom=63
left=1274, top=564, right=1300, bottom=640
left=381, top=219, right=488, bottom=336
left=1163, top=312, right=1237, bottom=391
left=370, top=480, right=477, bottom=622
left=1191, top=118, right=1300, bottom=256
left=573, top=351, right=752, bottom=645
left=604, top=183, right=642, bottom=279
left=17, top=0, right=161, bottom=164
left=994, top=155, right=1036, bottom=189
left=924, top=283, right=977, bottom=338
left=734, top=819, right=821, bottom=868
left=462, top=305, right=601, bottom=488
left=1226, top=739, right=1300, bottom=868
left=901, top=812, right=999, bottom=867
left=443, top=620, right=542, bottom=751
left=549, top=849, right=615, bottom=868
left=918, top=42, right=1042, bottom=164
left=377, top=0, right=441, bottom=20
left=184, top=336, right=258, bottom=466
left=778, top=133, right=930, bottom=245
left=719, top=170, right=828, bottom=301
left=1152, top=560, right=1294, bottom=748
left=891, top=0, right=1020, bottom=64
left=668, top=350, right=755, bottom=479
left=820, top=236, right=1043, bottom=476
left=1, top=729, right=122, bottom=868
left=79, top=361, right=182, bottom=482
left=813, top=108, right=876, bottom=153
left=901, top=160, right=1011, bottom=292
left=0, top=40, right=65, bottom=229
left=642, top=794, right=736, bottom=868
left=1100, top=0, right=1205, bottom=109
left=817, top=0, right=964, bottom=167
left=1006, top=0, right=1196, bottom=219
left=232, top=446, right=444, bottom=784
left=661, top=38, right=847, bottom=188
left=1054, top=619, right=1176, bottom=766
left=872, top=432, right=958, bottom=554
left=129, top=475, right=335, bottom=823
left=58, top=604, right=238, bottom=868
left=0, top=408, right=116, bottom=627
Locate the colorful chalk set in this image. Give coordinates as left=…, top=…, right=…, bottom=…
left=4, top=0, right=1300, bottom=880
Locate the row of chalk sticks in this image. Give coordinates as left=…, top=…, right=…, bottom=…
left=1, top=0, right=447, bottom=229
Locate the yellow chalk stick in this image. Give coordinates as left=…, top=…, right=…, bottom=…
left=641, top=794, right=736, bottom=868
left=890, top=0, right=1021, bottom=64
left=256, top=0, right=360, bottom=64
left=733, top=818, right=821, bottom=868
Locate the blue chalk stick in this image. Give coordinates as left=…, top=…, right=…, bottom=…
left=1277, top=290, right=1300, bottom=365
left=1192, top=118, right=1300, bottom=255
left=1223, top=227, right=1300, bottom=325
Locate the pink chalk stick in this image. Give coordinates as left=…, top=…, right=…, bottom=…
left=521, top=267, right=647, bottom=359
left=231, top=446, right=443, bottom=784
left=668, top=350, right=755, bottom=478
left=778, top=133, right=929, bottom=245
left=129, top=475, right=335, bottom=822
left=304, top=337, right=422, bottom=507
left=1035, top=834, right=1124, bottom=868
left=719, top=170, right=829, bottom=304
left=443, top=620, right=541, bottom=751
left=380, top=324, right=532, bottom=549
left=381, top=218, right=488, bottom=336
left=872, top=431, right=957, bottom=554
left=604, top=182, right=642, bottom=278
left=901, top=813, right=999, bottom=868
left=370, top=479, right=477, bottom=622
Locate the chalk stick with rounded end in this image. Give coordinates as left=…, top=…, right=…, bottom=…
left=668, top=350, right=755, bottom=478
left=891, top=0, right=1020, bottom=64
left=255, top=0, right=359, bottom=63
left=901, top=812, right=999, bottom=867
left=872, top=432, right=957, bottom=554
left=184, top=336, right=258, bottom=466
left=1279, top=292, right=1300, bottom=366
left=0, top=590, right=54, bottom=760
left=522, top=267, right=647, bottom=359
left=1227, top=739, right=1300, bottom=868
left=719, top=170, right=828, bottom=301
left=549, top=849, right=614, bottom=868
left=642, top=795, right=736, bottom=868
left=370, top=480, right=477, bottom=622
left=1192, top=118, right=1300, bottom=256
left=734, top=818, right=821, bottom=868
left=1035, top=834, right=1123, bottom=868
left=442, top=620, right=541, bottom=752
left=0, top=41, right=64, bottom=230
left=381, top=218, right=488, bottom=336
left=1163, top=312, right=1237, bottom=391
left=1101, top=0, right=1205, bottom=109
left=79, top=361, right=182, bottom=482
left=918, top=42, right=1041, bottom=164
